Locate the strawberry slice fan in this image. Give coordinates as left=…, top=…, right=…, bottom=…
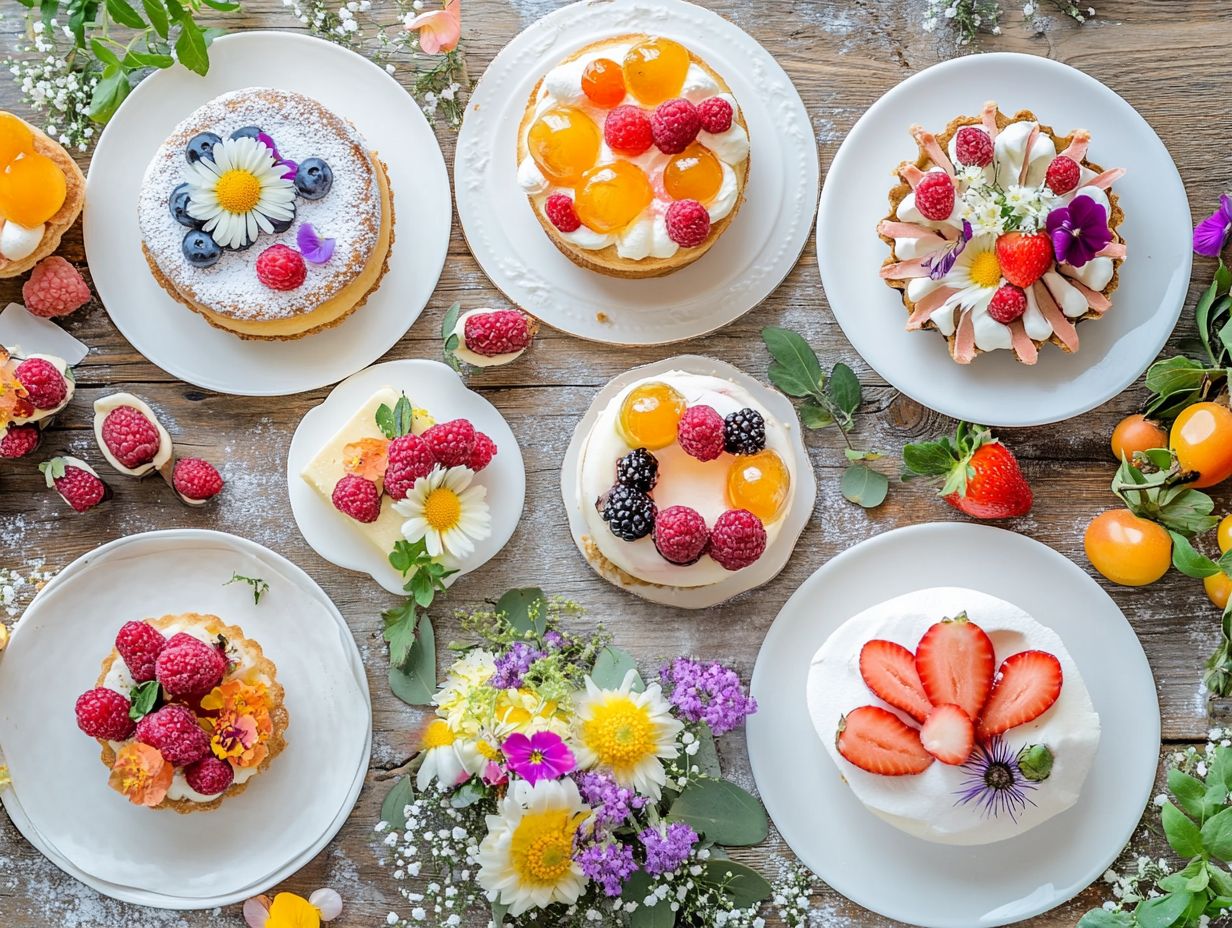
left=839, top=613, right=1063, bottom=778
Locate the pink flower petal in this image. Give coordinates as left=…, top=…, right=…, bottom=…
left=243, top=895, right=271, bottom=928
left=309, top=888, right=343, bottom=922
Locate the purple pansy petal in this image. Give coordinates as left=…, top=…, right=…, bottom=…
left=1194, top=195, right=1232, bottom=258
left=256, top=132, right=282, bottom=160
left=1045, top=195, right=1111, bottom=268
left=297, top=223, right=336, bottom=264
left=279, top=159, right=299, bottom=181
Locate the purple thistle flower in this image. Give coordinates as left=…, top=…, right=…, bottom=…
left=1045, top=195, right=1112, bottom=268
left=576, top=838, right=636, bottom=897
left=659, top=658, right=757, bottom=736
left=924, top=219, right=973, bottom=281
left=639, top=822, right=698, bottom=875
left=575, top=771, right=646, bottom=829
left=954, top=737, right=1038, bottom=822
left=501, top=731, right=574, bottom=784
left=1194, top=194, right=1232, bottom=258
left=489, top=641, right=544, bottom=690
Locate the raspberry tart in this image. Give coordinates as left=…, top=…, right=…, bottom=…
left=807, top=587, right=1100, bottom=845
left=517, top=34, right=750, bottom=278
left=879, top=101, right=1126, bottom=364
left=137, top=88, right=394, bottom=340
left=75, top=613, right=288, bottom=813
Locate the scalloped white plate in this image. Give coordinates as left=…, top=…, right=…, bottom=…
left=456, top=0, right=819, bottom=345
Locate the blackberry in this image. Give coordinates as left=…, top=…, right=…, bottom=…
left=616, top=448, right=659, bottom=492
left=599, top=485, right=657, bottom=541
left=723, top=408, right=766, bottom=455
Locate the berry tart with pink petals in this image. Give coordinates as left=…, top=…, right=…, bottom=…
left=879, top=101, right=1126, bottom=364
left=75, top=613, right=287, bottom=813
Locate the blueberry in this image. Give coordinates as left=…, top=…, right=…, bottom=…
left=182, top=229, right=221, bottom=268
left=230, top=125, right=263, bottom=142
left=185, top=132, right=222, bottom=165
left=168, top=182, right=202, bottom=228
left=270, top=203, right=296, bottom=234
left=294, top=158, right=333, bottom=200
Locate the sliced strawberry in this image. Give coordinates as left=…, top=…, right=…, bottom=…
left=860, top=640, right=932, bottom=723
left=836, top=705, right=934, bottom=776
left=914, top=613, right=995, bottom=721
left=919, top=703, right=975, bottom=765
left=976, top=650, right=1063, bottom=740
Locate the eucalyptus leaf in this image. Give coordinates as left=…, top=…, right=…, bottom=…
left=762, top=327, right=824, bottom=398
left=491, top=901, right=510, bottom=927
left=691, top=724, right=722, bottom=778
left=591, top=646, right=644, bottom=691
left=698, top=860, right=773, bottom=909
left=668, top=778, right=768, bottom=846
left=380, top=776, right=415, bottom=829
left=841, top=463, right=888, bottom=508
left=623, top=870, right=676, bottom=928
left=389, top=614, right=436, bottom=706
left=497, top=587, right=547, bottom=636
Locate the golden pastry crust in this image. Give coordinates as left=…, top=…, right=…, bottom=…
left=517, top=34, right=749, bottom=279
left=95, top=613, right=288, bottom=814
left=880, top=107, right=1124, bottom=362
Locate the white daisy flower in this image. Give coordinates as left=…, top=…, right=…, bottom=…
left=935, top=233, right=1005, bottom=316
left=185, top=136, right=297, bottom=249
left=416, top=719, right=472, bottom=792
left=394, top=465, right=492, bottom=560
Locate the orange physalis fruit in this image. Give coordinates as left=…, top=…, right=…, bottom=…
left=618, top=381, right=685, bottom=450
left=623, top=37, right=690, bottom=106
left=528, top=106, right=600, bottom=185
left=342, top=438, right=390, bottom=480
left=574, top=161, right=652, bottom=234
left=664, top=142, right=723, bottom=203
left=0, top=152, right=67, bottom=227
left=0, top=113, right=34, bottom=167
left=726, top=449, right=790, bottom=521
left=581, top=58, right=627, bottom=107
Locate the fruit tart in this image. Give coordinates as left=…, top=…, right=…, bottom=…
left=137, top=88, right=394, bottom=340
left=808, top=587, right=1100, bottom=845
left=879, top=101, right=1126, bottom=364
left=517, top=34, right=750, bottom=278
left=75, top=614, right=288, bottom=813
left=0, top=112, right=86, bottom=278
left=0, top=345, right=74, bottom=459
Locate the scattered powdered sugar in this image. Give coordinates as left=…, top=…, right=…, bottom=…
left=0, top=560, right=57, bottom=619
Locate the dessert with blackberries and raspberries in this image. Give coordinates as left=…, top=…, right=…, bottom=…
left=1, top=345, right=74, bottom=459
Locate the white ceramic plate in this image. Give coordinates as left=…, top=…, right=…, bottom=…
left=456, top=0, right=819, bottom=346
left=817, top=53, right=1191, bottom=426
left=746, top=523, right=1159, bottom=928
left=0, top=530, right=371, bottom=909
left=83, top=31, right=451, bottom=396
left=560, top=355, right=817, bottom=608
left=287, top=359, right=526, bottom=595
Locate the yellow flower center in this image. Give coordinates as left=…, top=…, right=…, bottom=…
left=215, top=169, right=262, bottom=213
left=581, top=696, right=657, bottom=771
left=968, top=249, right=1002, bottom=288
left=424, top=487, right=462, bottom=531
left=422, top=719, right=456, bottom=749
left=510, top=809, right=583, bottom=887
left=476, top=739, right=501, bottom=761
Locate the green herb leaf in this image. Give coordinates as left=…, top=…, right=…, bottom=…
left=225, top=573, right=269, bottom=604
left=380, top=775, right=415, bottom=829
left=383, top=604, right=419, bottom=670
left=174, top=17, right=209, bottom=75
left=392, top=394, right=415, bottom=438
left=1162, top=800, right=1204, bottom=857
left=123, top=49, right=175, bottom=69
left=90, top=38, right=122, bottom=67
left=1171, top=532, right=1223, bottom=579
left=141, top=0, right=169, bottom=37
left=1076, top=910, right=1134, bottom=928
left=1133, top=890, right=1193, bottom=928
left=1203, top=806, right=1232, bottom=861
left=87, top=65, right=130, bottom=123
left=389, top=613, right=436, bottom=706
left=840, top=463, right=888, bottom=508
left=491, top=901, right=511, bottom=928
left=591, top=646, right=644, bottom=691
left=1169, top=768, right=1209, bottom=821
left=105, top=0, right=146, bottom=29
left=1197, top=266, right=1230, bottom=367
left=497, top=588, right=547, bottom=637
left=667, top=778, right=768, bottom=846
left=798, top=397, right=834, bottom=429
left=449, top=779, right=487, bottom=808
left=844, top=449, right=883, bottom=462
left=128, top=679, right=161, bottom=721
left=762, top=326, right=824, bottom=398
left=697, top=859, right=773, bottom=909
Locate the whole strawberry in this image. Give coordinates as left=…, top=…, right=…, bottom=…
left=996, top=232, right=1053, bottom=288
left=902, top=422, right=1033, bottom=520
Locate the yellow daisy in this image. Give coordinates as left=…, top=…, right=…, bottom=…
left=394, top=465, right=491, bottom=560
left=186, top=136, right=296, bottom=249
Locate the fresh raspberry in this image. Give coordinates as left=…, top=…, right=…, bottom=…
left=654, top=506, right=710, bottom=565
left=914, top=172, right=955, bottom=222
left=697, top=97, right=734, bottom=135
left=467, top=432, right=498, bottom=472
left=332, top=473, right=382, bottom=522
left=665, top=199, right=711, bottom=248
left=987, top=284, right=1027, bottom=324
left=135, top=704, right=210, bottom=766
left=604, top=105, right=653, bottom=155
left=1045, top=155, right=1081, bottom=195
left=21, top=256, right=91, bottom=318
left=463, top=309, right=535, bottom=357
left=0, top=424, right=40, bottom=459
left=75, top=688, right=136, bottom=741
left=708, top=509, right=767, bottom=571
left=172, top=458, right=223, bottom=501
left=101, top=405, right=161, bottom=469
left=953, top=127, right=993, bottom=167
left=423, top=419, right=476, bottom=467
left=184, top=756, right=234, bottom=795
left=155, top=637, right=226, bottom=697
left=255, top=244, right=307, bottom=291
left=42, top=458, right=108, bottom=512
left=384, top=434, right=436, bottom=501
left=14, top=358, right=66, bottom=410
left=166, top=632, right=216, bottom=651
left=676, top=405, right=725, bottom=461
left=116, top=621, right=167, bottom=683
left=650, top=98, right=701, bottom=154
left=544, top=194, right=582, bottom=233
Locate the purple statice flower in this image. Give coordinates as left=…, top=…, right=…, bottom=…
left=1045, top=195, right=1112, bottom=268
left=297, top=223, right=336, bottom=264
left=659, top=658, right=757, bottom=737
left=639, top=822, right=698, bottom=875
left=501, top=731, right=575, bottom=784
left=489, top=641, right=544, bottom=690
left=954, top=737, right=1038, bottom=822
left=924, top=219, right=973, bottom=281
left=576, top=838, right=636, bottom=897
left=256, top=131, right=298, bottom=180
left=1194, top=194, right=1232, bottom=257
left=542, top=630, right=566, bottom=651
left=575, top=771, right=646, bottom=829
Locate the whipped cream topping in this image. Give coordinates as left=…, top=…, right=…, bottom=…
left=0, top=220, right=45, bottom=262
left=807, top=586, right=1100, bottom=846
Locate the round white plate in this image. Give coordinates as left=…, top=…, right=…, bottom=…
left=747, top=523, right=1159, bottom=928
left=83, top=31, right=451, bottom=396
left=287, top=359, right=526, bottom=595
left=560, top=355, right=817, bottom=608
left=0, top=530, right=371, bottom=909
left=816, top=53, right=1191, bottom=426
left=456, top=0, right=819, bottom=346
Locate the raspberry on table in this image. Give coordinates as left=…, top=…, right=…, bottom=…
left=136, top=704, right=211, bottom=766
left=723, top=408, right=766, bottom=455
left=423, top=419, right=477, bottom=468
left=604, top=105, right=654, bottom=155
left=255, top=244, right=307, bottom=291
left=155, top=637, right=226, bottom=697
left=914, top=171, right=955, bottom=222
left=545, top=194, right=582, bottom=233
left=463, top=309, right=535, bottom=357
left=0, top=424, right=40, bottom=459
left=466, top=432, right=498, bottom=473
left=953, top=126, right=993, bottom=168
left=116, top=620, right=167, bottom=683
left=184, top=756, right=235, bottom=795
left=616, top=448, right=659, bottom=492
left=651, top=98, right=701, bottom=154
left=14, top=357, right=67, bottom=410
left=654, top=505, right=710, bottom=565
left=708, top=509, right=767, bottom=571
left=332, top=473, right=383, bottom=522
left=101, top=405, right=161, bottom=469
left=677, top=405, right=725, bottom=462
left=665, top=199, right=711, bottom=248
left=22, top=256, right=91, bottom=318
left=75, top=687, right=136, bottom=741
left=697, top=97, right=734, bottom=135
left=600, top=484, right=657, bottom=541
left=172, top=458, right=224, bottom=501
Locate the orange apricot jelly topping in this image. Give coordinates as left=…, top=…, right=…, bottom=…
left=574, top=162, right=653, bottom=234
left=619, top=382, right=686, bottom=450
left=581, top=58, right=627, bottom=107
left=0, top=113, right=66, bottom=229
left=528, top=106, right=601, bottom=185
left=664, top=143, right=722, bottom=203
left=727, top=449, right=790, bottom=522
left=622, top=38, right=690, bottom=107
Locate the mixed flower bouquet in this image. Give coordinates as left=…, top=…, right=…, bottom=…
left=375, top=590, right=811, bottom=928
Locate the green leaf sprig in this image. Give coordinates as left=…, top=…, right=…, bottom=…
left=128, top=679, right=162, bottom=721
left=375, top=394, right=416, bottom=440
left=1111, top=451, right=1220, bottom=538
left=225, top=573, right=268, bottom=605
left=383, top=538, right=457, bottom=706
left=441, top=302, right=463, bottom=372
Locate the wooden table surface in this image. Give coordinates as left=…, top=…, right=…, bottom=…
left=2, top=1, right=1230, bottom=925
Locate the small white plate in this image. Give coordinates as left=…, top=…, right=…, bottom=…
left=560, top=355, right=817, bottom=608
left=746, top=523, right=1159, bottom=928
left=456, top=0, right=819, bottom=346
left=817, top=53, right=1191, bottom=426
left=287, top=359, right=526, bottom=595
left=83, top=31, right=451, bottom=396
left=0, top=530, right=371, bottom=909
